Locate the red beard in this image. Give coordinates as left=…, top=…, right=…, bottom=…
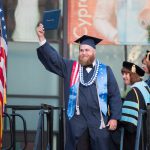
left=78, top=53, right=95, bottom=66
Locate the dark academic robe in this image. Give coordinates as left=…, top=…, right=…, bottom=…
left=122, top=86, right=149, bottom=150
left=37, top=42, right=122, bottom=150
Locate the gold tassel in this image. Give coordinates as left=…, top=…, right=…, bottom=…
left=131, top=64, right=136, bottom=73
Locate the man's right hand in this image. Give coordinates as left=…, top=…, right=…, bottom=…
left=36, top=23, right=46, bottom=42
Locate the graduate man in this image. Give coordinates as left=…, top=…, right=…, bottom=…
left=36, top=23, right=122, bottom=150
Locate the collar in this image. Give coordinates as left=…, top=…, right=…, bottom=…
left=131, top=80, right=147, bottom=88
left=86, top=60, right=96, bottom=73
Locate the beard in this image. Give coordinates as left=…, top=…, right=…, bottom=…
left=78, top=53, right=95, bottom=66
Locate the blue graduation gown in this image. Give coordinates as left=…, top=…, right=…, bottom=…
left=37, top=42, right=122, bottom=150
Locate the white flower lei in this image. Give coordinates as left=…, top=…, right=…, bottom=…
left=79, top=59, right=100, bottom=86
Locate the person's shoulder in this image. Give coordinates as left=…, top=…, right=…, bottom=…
left=64, top=59, right=78, bottom=68
left=106, top=65, right=111, bottom=70
left=125, top=88, right=138, bottom=100
left=99, top=62, right=110, bottom=69
left=127, top=88, right=135, bottom=94
left=105, top=64, right=114, bottom=74
left=98, top=61, right=114, bottom=74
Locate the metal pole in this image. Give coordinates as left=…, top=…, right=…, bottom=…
left=124, top=45, right=128, bottom=91
left=46, top=108, right=53, bottom=150
left=120, top=128, right=124, bottom=150
left=135, top=110, right=146, bottom=150
left=33, top=109, right=44, bottom=150
left=62, top=0, right=68, bottom=59
left=59, top=108, right=64, bottom=150
left=12, top=109, right=16, bottom=150
left=41, top=110, right=45, bottom=150
left=46, top=112, right=50, bottom=150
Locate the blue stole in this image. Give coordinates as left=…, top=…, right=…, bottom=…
left=67, top=62, right=108, bottom=120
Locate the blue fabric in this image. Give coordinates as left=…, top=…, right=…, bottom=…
left=121, top=116, right=137, bottom=126
left=123, top=101, right=139, bottom=109
left=67, top=63, right=107, bottom=120
left=67, top=83, right=79, bottom=119
left=97, top=63, right=108, bottom=116
left=131, top=81, right=150, bottom=105
left=121, top=101, right=139, bottom=126
left=122, top=108, right=138, bottom=118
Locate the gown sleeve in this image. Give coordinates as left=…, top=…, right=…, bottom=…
left=37, top=42, right=73, bottom=78
left=107, top=66, right=122, bottom=120
left=121, top=89, right=138, bottom=133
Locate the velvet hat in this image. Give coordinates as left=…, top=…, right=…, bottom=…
left=123, top=61, right=145, bottom=77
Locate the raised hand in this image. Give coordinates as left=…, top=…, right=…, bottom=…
left=36, top=23, right=46, bottom=42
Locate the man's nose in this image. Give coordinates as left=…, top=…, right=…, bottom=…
left=83, top=50, right=86, bottom=54
left=81, top=50, right=86, bottom=54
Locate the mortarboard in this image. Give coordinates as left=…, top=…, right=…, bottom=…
left=43, top=9, right=60, bottom=30
left=74, top=35, right=103, bottom=49
left=123, top=61, right=145, bottom=77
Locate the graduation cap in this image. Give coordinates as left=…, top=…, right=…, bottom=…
left=146, top=50, right=150, bottom=61
left=74, top=35, right=103, bottom=49
left=43, top=9, right=61, bottom=30
left=123, top=61, right=145, bottom=77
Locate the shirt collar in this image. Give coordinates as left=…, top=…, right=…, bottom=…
left=86, top=60, right=96, bottom=73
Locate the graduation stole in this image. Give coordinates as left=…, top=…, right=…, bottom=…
left=67, top=61, right=108, bottom=121
left=132, top=81, right=150, bottom=105
left=121, top=81, right=150, bottom=126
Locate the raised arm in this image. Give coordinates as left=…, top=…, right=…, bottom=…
left=36, top=24, right=72, bottom=77
left=106, top=66, right=122, bottom=130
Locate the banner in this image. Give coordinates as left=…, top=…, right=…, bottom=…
left=68, top=0, right=112, bottom=44
left=68, top=0, right=150, bottom=45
